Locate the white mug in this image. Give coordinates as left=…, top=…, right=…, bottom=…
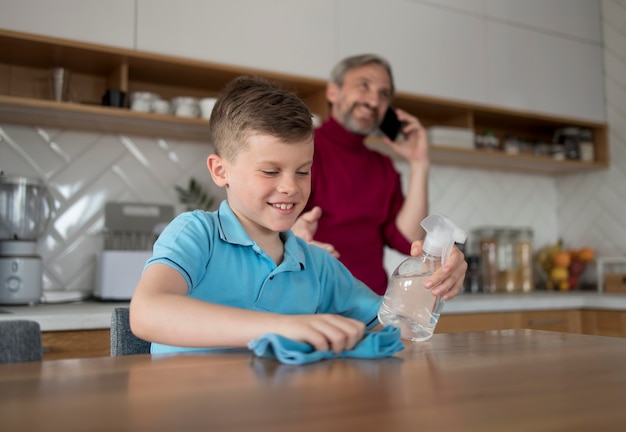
left=199, top=97, right=217, bottom=119
left=151, top=99, right=171, bottom=114
left=131, top=92, right=159, bottom=113
left=172, top=97, right=199, bottom=118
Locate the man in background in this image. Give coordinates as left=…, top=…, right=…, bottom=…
left=293, top=54, right=465, bottom=296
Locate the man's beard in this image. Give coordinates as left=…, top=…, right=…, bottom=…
left=338, top=103, right=380, bottom=136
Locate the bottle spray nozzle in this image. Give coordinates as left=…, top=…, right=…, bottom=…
left=420, top=214, right=467, bottom=265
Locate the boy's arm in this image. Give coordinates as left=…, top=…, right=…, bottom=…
left=129, top=263, right=366, bottom=353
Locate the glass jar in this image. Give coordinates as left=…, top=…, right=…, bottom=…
left=471, top=227, right=534, bottom=293
left=578, top=128, right=594, bottom=162
left=471, top=228, right=498, bottom=293
left=514, top=229, right=534, bottom=292
left=496, top=229, right=516, bottom=292
left=554, top=127, right=581, bottom=160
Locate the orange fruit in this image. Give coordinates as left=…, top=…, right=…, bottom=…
left=577, top=247, right=595, bottom=263
left=553, top=251, right=572, bottom=268
left=550, top=266, right=569, bottom=282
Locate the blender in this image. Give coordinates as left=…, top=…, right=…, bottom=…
left=0, top=174, right=55, bottom=305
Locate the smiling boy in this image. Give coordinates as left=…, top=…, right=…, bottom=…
left=130, top=76, right=466, bottom=355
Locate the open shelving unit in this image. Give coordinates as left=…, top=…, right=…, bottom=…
left=0, top=29, right=608, bottom=175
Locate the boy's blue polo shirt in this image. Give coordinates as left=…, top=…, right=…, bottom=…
left=147, top=200, right=382, bottom=354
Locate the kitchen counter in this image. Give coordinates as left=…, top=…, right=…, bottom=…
left=442, top=291, right=626, bottom=313
left=1, top=292, right=625, bottom=332
left=0, top=301, right=129, bottom=331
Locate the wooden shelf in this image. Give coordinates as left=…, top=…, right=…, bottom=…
left=0, top=28, right=609, bottom=176
left=367, top=140, right=606, bottom=175
left=0, top=95, right=212, bottom=141
left=429, top=146, right=607, bottom=175
left=389, top=90, right=609, bottom=175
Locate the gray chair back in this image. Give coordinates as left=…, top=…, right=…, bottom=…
left=110, top=307, right=151, bottom=356
left=0, top=319, right=43, bottom=363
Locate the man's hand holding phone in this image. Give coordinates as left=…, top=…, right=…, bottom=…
left=379, top=107, right=429, bottom=165
left=379, top=106, right=404, bottom=141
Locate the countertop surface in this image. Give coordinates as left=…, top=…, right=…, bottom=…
left=3, top=330, right=626, bottom=431
left=1, top=291, right=625, bottom=332
left=0, top=300, right=130, bottom=331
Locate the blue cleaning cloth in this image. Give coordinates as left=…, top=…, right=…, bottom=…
left=247, top=325, right=404, bottom=365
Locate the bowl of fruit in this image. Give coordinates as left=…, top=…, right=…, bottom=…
left=537, top=242, right=595, bottom=290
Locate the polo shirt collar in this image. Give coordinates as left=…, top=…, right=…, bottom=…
left=216, top=200, right=253, bottom=247
left=216, top=200, right=305, bottom=271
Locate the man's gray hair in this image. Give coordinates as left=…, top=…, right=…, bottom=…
left=329, top=54, right=395, bottom=96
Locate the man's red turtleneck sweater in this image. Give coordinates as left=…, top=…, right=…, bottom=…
left=305, top=117, right=412, bottom=295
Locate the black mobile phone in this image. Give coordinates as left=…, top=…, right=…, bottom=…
left=379, top=106, right=402, bottom=141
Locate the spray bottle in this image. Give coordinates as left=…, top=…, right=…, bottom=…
left=378, top=214, right=467, bottom=341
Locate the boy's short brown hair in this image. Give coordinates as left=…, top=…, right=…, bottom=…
left=209, top=76, right=314, bottom=161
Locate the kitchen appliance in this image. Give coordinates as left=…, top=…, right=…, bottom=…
left=0, top=174, right=55, bottom=305
left=94, top=202, right=173, bottom=300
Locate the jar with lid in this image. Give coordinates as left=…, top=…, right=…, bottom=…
left=514, top=228, right=534, bottom=292
left=496, top=229, right=516, bottom=292
left=578, top=128, right=594, bottom=162
left=471, top=227, right=534, bottom=293
left=554, top=127, right=581, bottom=160
left=503, top=135, right=521, bottom=155
left=470, top=228, right=498, bottom=293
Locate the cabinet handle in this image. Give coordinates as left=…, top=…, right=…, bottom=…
left=528, top=318, right=566, bottom=326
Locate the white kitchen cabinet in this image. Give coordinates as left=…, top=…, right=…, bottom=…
left=0, top=0, right=135, bottom=49
left=485, top=0, right=602, bottom=43
left=485, top=20, right=605, bottom=122
left=135, top=0, right=336, bottom=79
left=336, top=0, right=605, bottom=122
left=336, top=0, right=488, bottom=105
left=416, top=0, right=602, bottom=43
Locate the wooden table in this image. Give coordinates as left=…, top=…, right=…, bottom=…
left=1, top=329, right=625, bottom=431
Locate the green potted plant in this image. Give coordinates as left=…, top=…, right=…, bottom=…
left=175, top=177, right=215, bottom=212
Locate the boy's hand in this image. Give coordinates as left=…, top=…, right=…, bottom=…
left=278, top=314, right=366, bottom=354
left=410, top=240, right=468, bottom=301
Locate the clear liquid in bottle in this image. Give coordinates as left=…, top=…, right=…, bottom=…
left=378, top=213, right=467, bottom=342
left=378, top=267, right=442, bottom=342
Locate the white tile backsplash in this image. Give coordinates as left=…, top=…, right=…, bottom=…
left=0, top=126, right=223, bottom=295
